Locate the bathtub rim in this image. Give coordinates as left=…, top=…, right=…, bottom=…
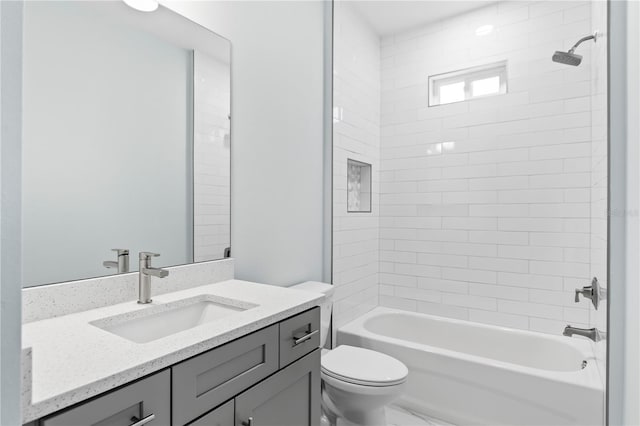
left=337, top=306, right=604, bottom=392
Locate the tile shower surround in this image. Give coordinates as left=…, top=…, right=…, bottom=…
left=588, top=0, right=607, bottom=393
left=332, top=2, right=381, bottom=332
left=378, top=1, right=598, bottom=333
left=333, top=1, right=605, bottom=335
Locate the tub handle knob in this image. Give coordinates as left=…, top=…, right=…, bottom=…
left=574, top=288, right=586, bottom=303
left=574, top=277, right=606, bottom=310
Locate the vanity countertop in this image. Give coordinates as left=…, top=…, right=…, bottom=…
left=22, top=279, right=324, bottom=422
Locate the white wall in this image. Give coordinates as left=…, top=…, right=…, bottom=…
left=332, top=2, right=381, bottom=331
left=22, top=2, right=192, bottom=286
left=165, top=1, right=326, bottom=286
left=378, top=1, right=596, bottom=333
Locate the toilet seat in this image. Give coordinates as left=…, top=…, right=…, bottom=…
left=321, top=370, right=406, bottom=398
left=321, top=345, right=408, bottom=387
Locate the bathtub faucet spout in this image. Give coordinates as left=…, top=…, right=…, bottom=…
left=563, top=325, right=606, bottom=342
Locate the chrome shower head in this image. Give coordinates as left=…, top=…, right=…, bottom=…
left=552, top=51, right=583, bottom=66
left=552, top=31, right=598, bottom=66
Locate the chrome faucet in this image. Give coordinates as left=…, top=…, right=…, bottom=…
left=138, top=252, right=169, bottom=304
left=563, top=325, right=606, bottom=342
left=103, top=248, right=130, bottom=273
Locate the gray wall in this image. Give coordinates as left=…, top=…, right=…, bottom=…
left=1, top=2, right=23, bottom=424
left=1, top=1, right=330, bottom=422
left=165, top=1, right=328, bottom=287
left=608, top=1, right=640, bottom=424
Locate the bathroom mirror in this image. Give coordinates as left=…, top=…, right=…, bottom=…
left=21, top=2, right=231, bottom=287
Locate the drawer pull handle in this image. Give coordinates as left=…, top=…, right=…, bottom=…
left=293, top=329, right=319, bottom=346
left=242, top=416, right=254, bottom=426
left=129, top=414, right=155, bottom=426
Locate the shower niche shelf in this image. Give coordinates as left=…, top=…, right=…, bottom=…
left=347, top=159, right=371, bottom=213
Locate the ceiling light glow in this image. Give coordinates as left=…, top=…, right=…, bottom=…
left=123, top=0, right=159, bottom=12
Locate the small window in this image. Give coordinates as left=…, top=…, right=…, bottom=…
left=429, top=61, right=507, bottom=107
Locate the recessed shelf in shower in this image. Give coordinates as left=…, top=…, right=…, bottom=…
left=347, top=159, right=371, bottom=213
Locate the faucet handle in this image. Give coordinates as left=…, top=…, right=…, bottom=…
left=111, top=248, right=129, bottom=256
left=574, top=287, right=589, bottom=303
left=574, top=277, right=604, bottom=310
left=139, top=252, right=160, bottom=260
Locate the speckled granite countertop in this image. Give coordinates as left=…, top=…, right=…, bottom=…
left=22, top=280, right=324, bottom=422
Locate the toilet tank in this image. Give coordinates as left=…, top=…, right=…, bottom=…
left=289, top=281, right=334, bottom=348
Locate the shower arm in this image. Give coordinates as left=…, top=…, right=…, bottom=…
left=568, top=33, right=597, bottom=53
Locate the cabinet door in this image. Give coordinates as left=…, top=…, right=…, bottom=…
left=188, top=400, right=234, bottom=426
left=235, top=349, right=320, bottom=426
left=42, top=369, right=170, bottom=426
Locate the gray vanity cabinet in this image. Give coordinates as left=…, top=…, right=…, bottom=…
left=28, top=308, right=320, bottom=426
left=278, top=308, right=321, bottom=368
left=235, top=349, right=320, bottom=426
left=41, top=369, right=170, bottom=426
left=187, top=400, right=234, bottom=426
left=172, top=325, right=279, bottom=425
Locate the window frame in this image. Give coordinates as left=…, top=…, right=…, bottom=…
left=428, top=60, right=508, bottom=107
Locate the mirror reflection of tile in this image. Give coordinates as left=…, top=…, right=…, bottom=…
left=347, top=159, right=371, bottom=213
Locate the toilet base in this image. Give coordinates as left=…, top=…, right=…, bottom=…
left=338, top=408, right=387, bottom=426
left=322, top=409, right=387, bottom=426
left=322, top=386, right=390, bottom=426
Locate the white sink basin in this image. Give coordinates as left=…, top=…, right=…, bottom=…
left=91, top=296, right=257, bottom=343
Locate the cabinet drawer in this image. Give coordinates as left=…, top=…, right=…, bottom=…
left=187, top=400, right=234, bottom=426
left=279, top=307, right=320, bottom=368
left=42, top=369, right=170, bottom=426
left=172, top=325, right=279, bottom=426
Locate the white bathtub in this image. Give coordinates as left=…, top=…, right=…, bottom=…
left=337, top=307, right=604, bottom=426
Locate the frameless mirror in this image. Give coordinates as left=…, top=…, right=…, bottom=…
left=21, top=1, right=231, bottom=287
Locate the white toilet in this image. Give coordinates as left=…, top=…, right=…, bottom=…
left=291, top=282, right=408, bottom=426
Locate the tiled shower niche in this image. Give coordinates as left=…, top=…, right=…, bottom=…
left=347, top=159, right=371, bottom=213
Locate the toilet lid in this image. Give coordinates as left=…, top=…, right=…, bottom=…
left=321, top=345, right=408, bottom=386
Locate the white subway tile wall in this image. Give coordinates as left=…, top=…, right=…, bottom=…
left=333, top=2, right=381, bottom=332
left=193, top=52, right=231, bottom=262
left=378, top=1, right=600, bottom=333
left=589, top=0, right=607, bottom=397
